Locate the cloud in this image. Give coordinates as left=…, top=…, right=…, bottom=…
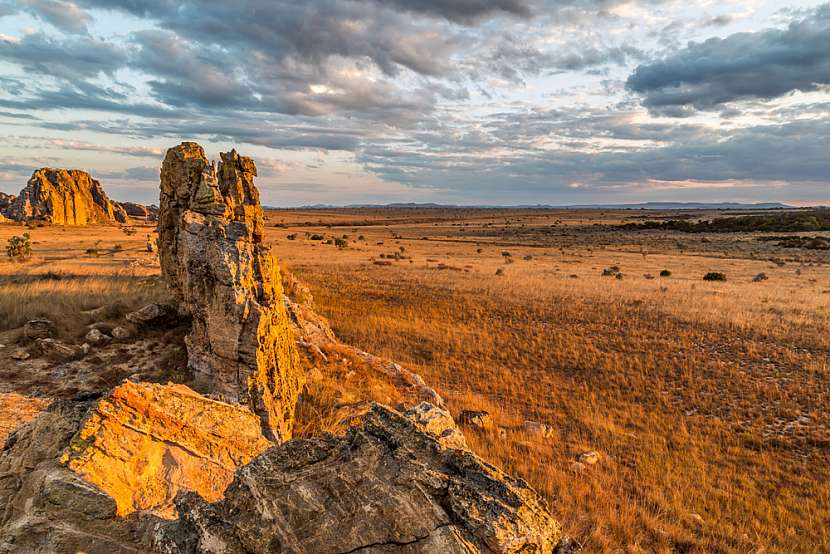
left=0, top=32, right=126, bottom=80
left=18, top=0, right=92, bottom=34
left=627, top=5, right=830, bottom=114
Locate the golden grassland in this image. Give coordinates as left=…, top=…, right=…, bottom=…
left=269, top=209, right=830, bottom=553
left=1, top=209, right=828, bottom=553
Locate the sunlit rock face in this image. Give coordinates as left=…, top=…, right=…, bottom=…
left=158, top=142, right=303, bottom=442
left=155, top=403, right=564, bottom=554
left=5, top=168, right=128, bottom=224
left=62, top=381, right=273, bottom=519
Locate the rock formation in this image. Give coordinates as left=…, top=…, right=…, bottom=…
left=62, top=381, right=273, bottom=518
left=5, top=168, right=128, bottom=224
left=158, top=143, right=302, bottom=442
left=156, top=403, right=562, bottom=553
left=0, top=192, right=14, bottom=215
left=0, top=400, right=151, bottom=554
left=116, top=201, right=158, bottom=221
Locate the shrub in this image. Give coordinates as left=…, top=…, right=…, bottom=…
left=6, top=233, right=32, bottom=259
left=703, top=272, right=727, bottom=282
left=501, top=251, right=511, bottom=257
left=286, top=234, right=297, bottom=240
left=121, top=227, right=137, bottom=236
left=311, top=234, right=325, bottom=241
left=660, top=269, right=672, bottom=277
left=334, top=238, right=348, bottom=249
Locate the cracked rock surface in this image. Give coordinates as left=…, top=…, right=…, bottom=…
left=158, top=142, right=303, bottom=442
left=155, top=403, right=562, bottom=554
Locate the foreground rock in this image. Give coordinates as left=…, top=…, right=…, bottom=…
left=4, top=168, right=128, bottom=224
left=116, top=201, right=158, bottom=221
left=62, top=381, right=272, bottom=518
left=0, top=396, right=566, bottom=553
left=0, top=401, right=151, bottom=554
left=158, top=143, right=302, bottom=442
left=156, top=403, right=562, bottom=553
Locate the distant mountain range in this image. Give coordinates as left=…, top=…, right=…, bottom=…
left=268, top=201, right=794, bottom=210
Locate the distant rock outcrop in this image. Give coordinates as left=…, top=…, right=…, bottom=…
left=4, top=168, right=128, bottom=224
left=116, top=201, right=158, bottom=221
left=158, top=142, right=303, bottom=442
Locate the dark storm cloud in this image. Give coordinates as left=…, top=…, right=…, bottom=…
left=628, top=5, right=830, bottom=113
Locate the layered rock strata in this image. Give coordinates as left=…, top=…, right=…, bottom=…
left=158, top=143, right=302, bottom=442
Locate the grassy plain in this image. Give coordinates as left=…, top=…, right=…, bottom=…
left=268, top=208, right=830, bottom=553
left=1, top=208, right=829, bottom=552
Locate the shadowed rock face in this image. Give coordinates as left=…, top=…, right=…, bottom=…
left=158, top=142, right=303, bottom=442
left=5, top=168, right=128, bottom=224
left=155, top=403, right=563, bottom=554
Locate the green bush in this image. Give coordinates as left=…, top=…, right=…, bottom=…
left=310, top=234, right=324, bottom=241
left=334, top=238, right=348, bottom=249
left=6, top=233, right=32, bottom=259
left=703, top=272, right=727, bottom=282
left=660, top=269, right=672, bottom=277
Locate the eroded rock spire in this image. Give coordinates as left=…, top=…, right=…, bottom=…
left=158, top=142, right=302, bottom=441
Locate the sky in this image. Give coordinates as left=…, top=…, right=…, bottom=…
left=0, top=0, right=828, bottom=207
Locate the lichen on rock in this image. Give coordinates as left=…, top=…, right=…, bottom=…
left=158, top=142, right=303, bottom=442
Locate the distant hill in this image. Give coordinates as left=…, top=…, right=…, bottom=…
left=268, top=201, right=793, bottom=210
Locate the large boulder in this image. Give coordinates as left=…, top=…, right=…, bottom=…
left=62, top=381, right=272, bottom=518
left=0, top=401, right=152, bottom=554
left=5, top=168, right=127, bottom=224
left=155, top=403, right=563, bottom=554
left=158, top=142, right=302, bottom=442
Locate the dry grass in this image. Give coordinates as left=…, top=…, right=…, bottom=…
left=1, top=211, right=829, bottom=552
left=270, top=209, right=830, bottom=553
left=0, top=224, right=167, bottom=338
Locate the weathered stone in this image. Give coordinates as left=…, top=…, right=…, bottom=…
left=116, top=201, right=154, bottom=219
left=0, top=401, right=152, bottom=554
left=0, top=191, right=14, bottom=214
left=5, top=168, right=126, bottom=225
left=155, top=403, right=562, bottom=554
left=35, top=338, right=83, bottom=360
left=158, top=142, right=302, bottom=442
left=404, top=401, right=467, bottom=450
left=522, top=420, right=556, bottom=439
left=111, top=326, right=131, bottom=340
left=125, top=302, right=179, bottom=327
left=9, top=348, right=30, bottom=361
left=23, top=318, right=56, bottom=340
left=85, top=328, right=111, bottom=345
left=458, top=409, right=494, bottom=430
left=61, top=381, right=273, bottom=519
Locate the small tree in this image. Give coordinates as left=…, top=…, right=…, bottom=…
left=6, top=233, right=32, bottom=259
left=334, top=238, right=348, bottom=249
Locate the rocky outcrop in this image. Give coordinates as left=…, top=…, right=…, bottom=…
left=117, top=201, right=158, bottom=221
left=158, top=143, right=302, bottom=442
left=62, top=382, right=272, bottom=519
left=0, top=192, right=14, bottom=215
left=156, top=403, right=562, bottom=554
left=0, top=401, right=151, bottom=554
left=4, top=168, right=128, bottom=224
